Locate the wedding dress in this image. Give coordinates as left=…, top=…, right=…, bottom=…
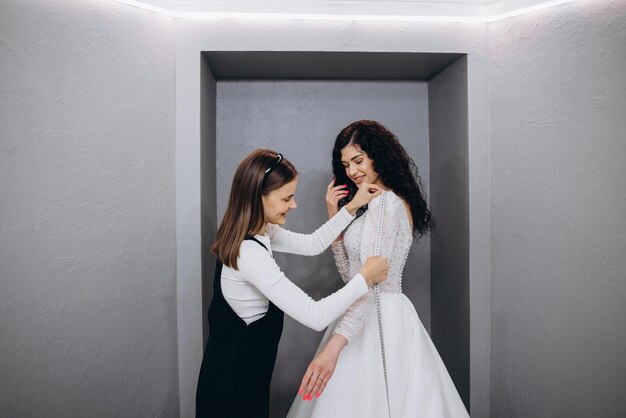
left=287, top=191, right=469, bottom=418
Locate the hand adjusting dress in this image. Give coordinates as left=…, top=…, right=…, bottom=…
left=287, top=191, right=470, bottom=418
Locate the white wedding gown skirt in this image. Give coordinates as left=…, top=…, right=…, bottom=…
left=287, top=292, right=470, bottom=418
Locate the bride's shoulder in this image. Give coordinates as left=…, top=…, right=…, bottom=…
left=382, top=190, right=405, bottom=206
left=369, top=190, right=405, bottom=212
left=382, top=191, right=413, bottom=223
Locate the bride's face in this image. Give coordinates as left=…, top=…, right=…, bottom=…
left=340, top=145, right=380, bottom=187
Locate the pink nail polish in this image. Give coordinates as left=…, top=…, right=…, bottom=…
left=316, top=393, right=320, bottom=398
left=298, top=389, right=303, bottom=395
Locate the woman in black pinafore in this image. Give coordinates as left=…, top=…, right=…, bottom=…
left=196, top=236, right=283, bottom=418
left=195, top=149, right=388, bottom=418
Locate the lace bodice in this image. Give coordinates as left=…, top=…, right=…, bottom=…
left=331, top=191, right=414, bottom=342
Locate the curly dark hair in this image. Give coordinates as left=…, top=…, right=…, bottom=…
left=333, top=120, right=434, bottom=239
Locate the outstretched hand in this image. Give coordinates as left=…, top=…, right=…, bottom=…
left=297, top=347, right=340, bottom=401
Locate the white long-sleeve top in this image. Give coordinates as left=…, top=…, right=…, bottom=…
left=221, top=206, right=369, bottom=330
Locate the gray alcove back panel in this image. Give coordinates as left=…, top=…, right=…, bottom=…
left=215, top=80, right=431, bottom=417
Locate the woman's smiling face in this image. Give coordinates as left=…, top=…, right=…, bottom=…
left=340, top=145, right=380, bottom=187
left=262, top=177, right=298, bottom=226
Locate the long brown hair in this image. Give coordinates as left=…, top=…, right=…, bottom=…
left=211, top=149, right=298, bottom=269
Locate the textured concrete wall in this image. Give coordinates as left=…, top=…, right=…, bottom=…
left=4, top=1, right=624, bottom=416
left=429, top=57, right=470, bottom=409
left=6, top=1, right=625, bottom=417
left=0, top=1, right=177, bottom=416
left=488, top=1, right=626, bottom=417
left=215, top=79, right=430, bottom=417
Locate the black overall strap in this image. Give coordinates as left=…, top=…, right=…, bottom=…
left=211, top=237, right=268, bottom=295
left=244, top=236, right=269, bottom=252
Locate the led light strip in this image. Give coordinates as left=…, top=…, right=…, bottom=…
left=486, top=0, right=580, bottom=22
left=106, top=0, right=580, bottom=22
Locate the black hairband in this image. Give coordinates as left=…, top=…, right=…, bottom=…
left=264, top=153, right=283, bottom=177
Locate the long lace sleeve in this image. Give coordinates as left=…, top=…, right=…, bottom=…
left=331, top=241, right=352, bottom=283
left=332, top=192, right=403, bottom=343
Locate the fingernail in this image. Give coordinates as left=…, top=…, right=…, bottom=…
left=316, top=393, right=320, bottom=398
left=298, top=389, right=303, bottom=395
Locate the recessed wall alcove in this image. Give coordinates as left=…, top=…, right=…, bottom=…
left=199, top=51, right=469, bottom=417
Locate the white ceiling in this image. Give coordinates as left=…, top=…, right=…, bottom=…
left=112, top=0, right=580, bottom=21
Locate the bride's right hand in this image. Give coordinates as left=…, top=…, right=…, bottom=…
left=360, top=256, right=388, bottom=287
left=326, top=178, right=349, bottom=219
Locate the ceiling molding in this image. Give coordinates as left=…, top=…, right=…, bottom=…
left=108, top=0, right=580, bottom=22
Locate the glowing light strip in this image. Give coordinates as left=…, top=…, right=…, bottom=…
left=486, top=0, right=580, bottom=22
left=107, top=0, right=580, bottom=22
left=108, top=0, right=176, bottom=16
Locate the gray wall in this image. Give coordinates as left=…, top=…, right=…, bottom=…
left=429, top=56, right=470, bottom=410
left=200, top=57, right=217, bottom=347
left=215, top=80, right=430, bottom=417
left=488, top=1, right=626, bottom=417
left=0, top=1, right=178, bottom=417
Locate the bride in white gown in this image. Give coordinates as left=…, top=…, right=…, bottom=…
left=287, top=120, right=469, bottom=418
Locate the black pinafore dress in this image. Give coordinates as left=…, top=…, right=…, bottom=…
left=196, top=237, right=285, bottom=418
